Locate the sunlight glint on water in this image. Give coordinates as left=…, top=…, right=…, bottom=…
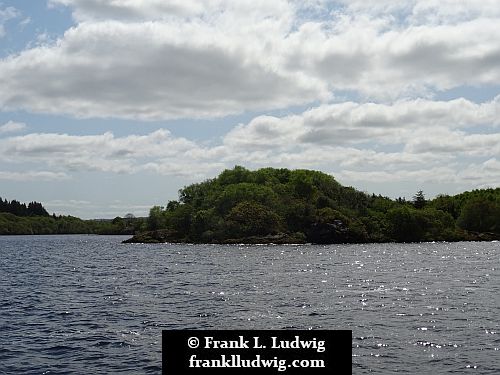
left=0, top=236, right=499, bottom=374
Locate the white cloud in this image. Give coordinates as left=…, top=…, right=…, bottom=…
left=454, top=158, right=500, bottom=188
left=45, top=199, right=91, bottom=207
left=0, top=129, right=220, bottom=177
left=43, top=199, right=155, bottom=218
left=0, top=1, right=499, bottom=202
left=0, top=5, right=20, bottom=38
left=336, top=167, right=458, bottom=184
left=2, top=96, right=497, bottom=187
left=222, top=97, right=499, bottom=150
left=329, top=1, right=500, bottom=23
left=0, top=170, right=69, bottom=181
left=284, top=17, right=500, bottom=99
left=0, top=121, right=27, bottom=134
left=218, top=96, right=500, bottom=189
left=49, top=0, right=293, bottom=25
left=405, top=129, right=500, bottom=156
left=0, top=20, right=325, bottom=120
left=0, top=1, right=498, bottom=119
left=49, top=0, right=207, bottom=21
left=410, top=0, right=500, bottom=24
left=19, top=17, right=31, bottom=30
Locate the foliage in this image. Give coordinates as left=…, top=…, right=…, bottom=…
left=225, top=201, right=282, bottom=238
left=0, top=197, right=148, bottom=235
left=0, top=212, right=145, bottom=235
left=138, top=166, right=500, bottom=243
left=457, top=197, right=500, bottom=233
left=412, top=190, right=426, bottom=209
left=0, top=197, right=49, bottom=217
left=4, top=168, right=500, bottom=242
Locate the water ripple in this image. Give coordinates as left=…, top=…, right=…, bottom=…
left=0, top=236, right=499, bottom=374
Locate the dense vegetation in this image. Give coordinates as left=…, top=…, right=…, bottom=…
left=0, top=197, right=49, bottom=217
left=0, top=198, right=145, bottom=235
left=127, top=166, right=500, bottom=244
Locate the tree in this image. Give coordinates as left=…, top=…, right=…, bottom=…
left=387, top=206, right=423, bottom=242
left=289, top=170, right=315, bottom=200
left=225, top=201, right=282, bottom=237
left=412, top=190, right=426, bottom=209
left=147, top=206, right=165, bottom=231
left=431, top=194, right=459, bottom=219
left=167, top=204, right=193, bottom=233
left=218, top=166, right=252, bottom=185
left=457, top=198, right=500, bottom=233
left=215, top=183, right=277, bottom=214
left=132, top=167, right=500, bottom=243
left=166, top=200, right=180, bottom=212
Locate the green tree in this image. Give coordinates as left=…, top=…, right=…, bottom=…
left=215, top=183, right=277, bottom=214
left=412, top=190, right=426, bottom=209
left=225, top=201, right=282, bottom=238
left=457, top=198, right=500, bottom=233
left=218, top=166, right=252, bottom=185
left=166, top=204, right=193, bottom=234
left=289, top=170, right=315, bottom=200
left=431, top=194, right=460, bottom=219
left=147, top=206, right=165, bottom=231
left=387, top=206, right=423, bottom=242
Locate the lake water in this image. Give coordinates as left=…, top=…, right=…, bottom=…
left=0, top=235, right=499, bottom=374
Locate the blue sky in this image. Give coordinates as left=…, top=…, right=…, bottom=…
left=0, top=0, right=499, bottom=218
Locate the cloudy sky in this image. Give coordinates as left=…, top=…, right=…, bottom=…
left=0, top=0, right=499, bottom=218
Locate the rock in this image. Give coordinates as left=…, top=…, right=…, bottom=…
left=122, top=229, right=182, bottom=243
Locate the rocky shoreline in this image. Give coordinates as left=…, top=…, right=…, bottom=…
left=123, top=229, right=499, bottom=244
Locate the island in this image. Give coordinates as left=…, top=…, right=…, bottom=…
left=124, top=166, right=500, bottom=244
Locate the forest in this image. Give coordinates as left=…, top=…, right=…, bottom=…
left=2, top=166, right=499, bottom=242
left=0, top=197, right=145, bottom=235
left=126, top=166, right=500, bottom=244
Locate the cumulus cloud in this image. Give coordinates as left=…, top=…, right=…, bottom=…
left=0, top=129, right=220, bottom=177
left=0, top=1, right=498, bottom=119
left=218, top=96, right=500, bottom=189
left=0, top=121, right=27, bottom=134
left=324, top=0, right=500, bottom=23
left=0, top=1, right=499, bottom=203
left=405, top=130, right=500, bottom=155
left=2, top=95, right=498, bottom=191
left=284, top=17, right=500, bottom=99
left=410, top=0, right=500, bottom=24
left=49, top=0, right=206, bottom=21
left=49, top=0, right=293, bottom=24
left=0, top=20, right=325, bottom=119
left=223, top=97, right=499, bottom=150
left=336, top=167, right=458, bottom=184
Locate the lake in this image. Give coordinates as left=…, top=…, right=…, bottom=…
left=0, top=235, right=499, bottom=374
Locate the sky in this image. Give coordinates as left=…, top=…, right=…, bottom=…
left=0, top=0, right=499, bottom=219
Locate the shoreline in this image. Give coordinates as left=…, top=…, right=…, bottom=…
left=122, top=229, right=500, bottom=245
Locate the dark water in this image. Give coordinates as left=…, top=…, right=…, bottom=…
left=0, top=236, right=499, bottom=374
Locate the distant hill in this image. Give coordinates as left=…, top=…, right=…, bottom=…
left=125, top=166, right=500, bottom=244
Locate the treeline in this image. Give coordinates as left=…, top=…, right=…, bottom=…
left=129, top=166, right=500, bottom=243
left=0, top=197, right=49, bottom=217
left=0, top=197, right=146, bottom=235
left=0, top=212, right=146, bottom=235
